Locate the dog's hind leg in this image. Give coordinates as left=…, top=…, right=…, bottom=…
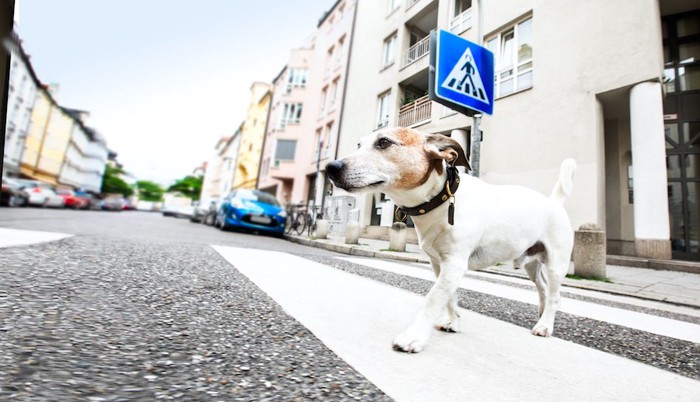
left=523, top=260, right=546, bottom=317
left=429, top=258, right=460, bottom=333
left=530, top=251, right=568, bottom=337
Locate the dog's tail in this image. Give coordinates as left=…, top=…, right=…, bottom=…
left=549, top=159, right=576, bottom=204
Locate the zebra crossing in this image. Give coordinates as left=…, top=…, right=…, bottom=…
left=213, top=246, right=700, bottom=402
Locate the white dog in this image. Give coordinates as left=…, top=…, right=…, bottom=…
left=326, top=127, right=576, bottom=353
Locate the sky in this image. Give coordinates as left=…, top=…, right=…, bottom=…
left=15, top=0, right=333, bottom=186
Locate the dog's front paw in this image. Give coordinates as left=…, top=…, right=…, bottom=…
left=531, top=322, right=553, bottom=337
left=392, top=329, right=429, bottom=353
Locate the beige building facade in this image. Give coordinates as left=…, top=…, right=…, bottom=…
left=335, top=0, right=699, bottom=261
left=232, top=82, right=272, bottom=190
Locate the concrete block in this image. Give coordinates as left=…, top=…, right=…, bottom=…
left=315, top=219, right=329, bottom=239
left=345, top=221, right=360, bottom=245
left=574, top=223, right=607, bottom=278
left=389, top=222, right=407, bottom=252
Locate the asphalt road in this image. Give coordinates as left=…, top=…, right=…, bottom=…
left=1, top=208, right=699, bottom=401
left=0, top=208, right=389, bottom=401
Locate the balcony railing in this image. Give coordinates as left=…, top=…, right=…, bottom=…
left=402, top=34, right=430, bottom=68
left=398, top=95, right=431, bottom=127
left=449, top=8, right=473, bottom=34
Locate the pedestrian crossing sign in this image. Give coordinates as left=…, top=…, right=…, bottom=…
left=429, top=29, right=494, bottom=116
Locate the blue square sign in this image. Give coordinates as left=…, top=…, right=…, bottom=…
left=430, top=29, right=494, bottom=115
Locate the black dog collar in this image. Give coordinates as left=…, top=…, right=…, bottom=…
left=395, top=165, right=460, bottom=225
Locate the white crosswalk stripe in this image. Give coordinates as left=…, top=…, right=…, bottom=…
left=0, top=227, right=73, bottom=248
left=339, top=256, right=700, bottom=343
left=213, top=246, right=700, bottom=402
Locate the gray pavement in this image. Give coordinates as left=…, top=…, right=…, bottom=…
left=2, top=210, right=699, bottom=400
left=286, top=233, right=700, bottom=309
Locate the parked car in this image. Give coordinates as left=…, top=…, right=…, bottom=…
left=75, top=192, right=102, bottom=210
left=55, top=189, right=89, bottom=209
left=14, top=179, right=65, bottom=208
left=0, top=178, right=29, bottom=207
left=215, top=189, right=286, bottom=236
left=100, top=196, right=125, bottom=211
left=191, top=198, right=218, bottom=224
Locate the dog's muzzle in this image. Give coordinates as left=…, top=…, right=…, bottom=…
left=326, top=160, right=344, bottom=185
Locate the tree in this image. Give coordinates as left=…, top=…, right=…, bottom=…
left=136, top=181, right=164, bottom=202
left=167, top=175, right=203, bottom=201
left=101, top=164, right=134, bottom=197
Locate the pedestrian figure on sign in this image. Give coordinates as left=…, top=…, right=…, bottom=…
left=457, top=55, right=477, bottom=96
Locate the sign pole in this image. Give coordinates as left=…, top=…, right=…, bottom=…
left=470, top=0, right=483, bottom=177
left=428, top=6, right=494, bottom=179
left=471, top=114, right=481, bottom=176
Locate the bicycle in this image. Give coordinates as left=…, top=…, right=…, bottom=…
left=306, top=204, right=323, bottom=238
left=284, top=203, right=308, bottom=235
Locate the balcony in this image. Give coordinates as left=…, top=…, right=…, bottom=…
left=398, top=95, right=431, bottom=127
left=402, top=34, right=430, bottom=68
left=449, top=8, right=472, bottom=34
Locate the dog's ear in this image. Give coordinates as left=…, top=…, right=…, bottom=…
left=424, top=134, right=471, bottom=170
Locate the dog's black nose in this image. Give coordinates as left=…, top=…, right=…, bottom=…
left=325, top=160, right=344, bottom=182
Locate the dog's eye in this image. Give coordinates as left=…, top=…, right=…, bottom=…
left=375, top=138, right=393, bottom=150
left=357, top=143, right=361, bottom=149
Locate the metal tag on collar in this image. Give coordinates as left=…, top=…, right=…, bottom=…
left=446, top=160, right=456, bottom=226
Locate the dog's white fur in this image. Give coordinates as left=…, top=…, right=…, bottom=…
left=327, top=127, right=576, bottom=353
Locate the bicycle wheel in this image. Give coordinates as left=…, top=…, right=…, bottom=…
left=294, top=213, right=308, bottom=235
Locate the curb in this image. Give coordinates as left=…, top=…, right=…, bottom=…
left=285, top=235, right=429, bottom=264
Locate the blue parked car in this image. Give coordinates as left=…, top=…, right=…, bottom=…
left=215, top=189, right=286, bottom=236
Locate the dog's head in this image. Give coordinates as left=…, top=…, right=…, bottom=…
left=326, top=127, right=469, bottom=193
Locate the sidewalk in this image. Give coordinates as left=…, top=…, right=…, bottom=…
left=286, top=234, right=700, bottom=309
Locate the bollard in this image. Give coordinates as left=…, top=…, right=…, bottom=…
left=345, top=221, right=360, bottom=245
left=389, top=222, right=407, bottom=252
left=573, top=223, right=607, bottom=278
left=315, top=219, right=329, bottom=239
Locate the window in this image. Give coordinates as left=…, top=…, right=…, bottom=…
left=377, top=91, right=392, bottom=128
left=286, top=68, right=308, bottom=92
left=324, top=122, right=334, bottom=157
left=337, top=3, right=345, bottom=20
left=320, top=86, right=328, bottom=114
left=330, top=78, right=339, bottom=110
left=453, top=0, right=471, bottom=16
left=326, top=46, right=335, bottom=75
left=383, top=33, right=397, bottom=68
left=486, top=16, right=533, bottom=98
left=336, top=35, right=346, bottom=67
left=279, top=103, right=303, bottom=128
left=450, top=0, right=472, bottom=33
left=275, top=139, right=297, bottom=161
left=388, top=0, right=400, bottom=14
left=314, top=128, right=323, bottom=161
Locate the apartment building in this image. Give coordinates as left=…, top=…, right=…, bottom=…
left=257, top=0, right=356, bottom=207
left=232, top=82, right=272, bottom=190
left=58, top=110, right=109, bottom=193
left=335, top=0, right=699, bottom=261
left=20, top=87, right=73, bottom=185
left=4, top=32, right=38, bottom=177
left=18, top=83, right=109, bottom=192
